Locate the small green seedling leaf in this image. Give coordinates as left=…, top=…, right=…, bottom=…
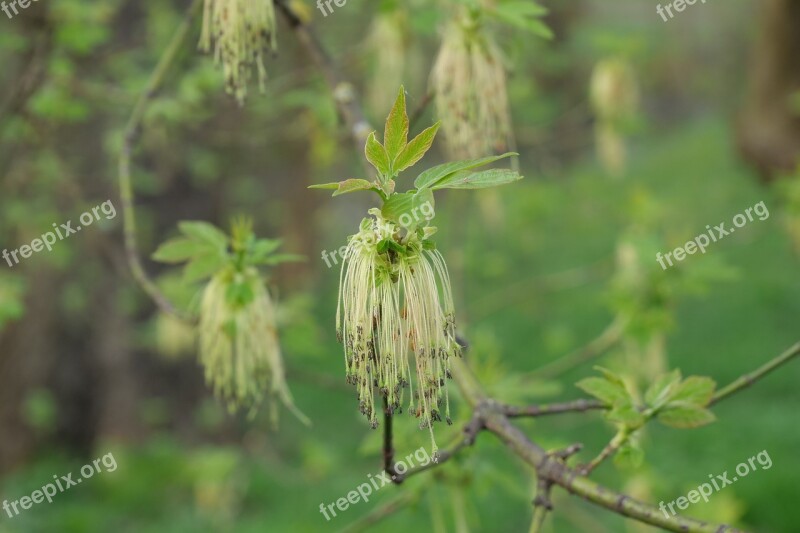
left=384, top=87, right=409, bottom=161
left=414, top=152, right=517, bottom=189
left=393, top=122, right=441, bottom=175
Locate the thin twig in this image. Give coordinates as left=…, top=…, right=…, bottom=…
left=118, top=0, right=201, bottom=319
left=502, top=398, right=605, bottom=418
left=390, top=411, right=483, bottom=485
left=408, top=91, right=434, bottom=130
left=529, top=316, right=627, bottom=380
left=383, top=395, right=397, bottom=480
left=710, top=341, right=800, bottom=406
left=274, top=0, right=373, bottom=178
left=578, top=430, right=629, bottom=476
left=337, top=491, right=417, bottom=533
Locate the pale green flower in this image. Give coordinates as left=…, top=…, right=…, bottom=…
left=199, top=0, right=277, bottom=104
left=431, top=19, right=512, bottom=159
left=337, top=209, right=459, bottom=451
left=200, top=265, right=307, bottom=423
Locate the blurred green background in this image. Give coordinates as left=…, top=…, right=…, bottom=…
left=1, top=0, right=799, bottom=531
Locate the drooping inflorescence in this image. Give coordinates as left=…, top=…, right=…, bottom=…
left=311, top=87, right=523, bottom=451
left=337, top=208, right=459, bottom=445
left=431, top=18, right=512, bottom=160
left=199, top=0, right=278, bottom=104
left=152, top=217, right=308, bottom=423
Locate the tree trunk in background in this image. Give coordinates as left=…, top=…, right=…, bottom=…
left=737, top=0, right=800, bottom=182
left=0, top=269, right=59, bottom=474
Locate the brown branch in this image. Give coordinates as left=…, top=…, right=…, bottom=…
left=389, top=411, right=483, bottom=485
left=409, top=91, right=434, bottom=130
left=382, top=395, right=398, bottom=480
left=502, top=398, right=605, bottom=418
left=274, top=0, right=372, bottom=176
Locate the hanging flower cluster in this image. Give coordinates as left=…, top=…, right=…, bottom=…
left=590, top=57, right=640, bottom=176
left=199, top=0, right=278, bottom=104
left=337, top=207, right=458, bottom=434
left=153, top=217, right=308, bottom=424
left=311, top=87, right=523, bottom=451
left=430, top=16, right=512, bottom=160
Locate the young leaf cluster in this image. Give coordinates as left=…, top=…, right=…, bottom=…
left=577, top=366, right=717, bottom=431
left=309, top=86, right=523, bottom=228
left=152, top=219, right=301, bottom=291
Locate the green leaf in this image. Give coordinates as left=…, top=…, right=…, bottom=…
left=334, top=179, right=377, bottom=197
left=614, top=440, right=645, bottom=469
left=644, top=370, right=682, bottom=408
left=384, top=87, right=409, bottom=161
left=376, top=239, right=406, bottom=255
left=606, top=403, right=645, bottom=428
left=393, top=122, right=440, bottom=175
left=226, top=280, right=255, bottom=307
left=178, top=221, right=229, bottom=250
left=249, top=239, right=282, bottom=263
left=309, top=179, right=379, bottom=197
left=257, top=253, right=305, bottom=265
left=593, top=366, right=627, bottom=387
left=575, top=377, right=628, bottom=406
left=365, top=132, right=391, bottom=176
left=657, top=405, right=716, bottom=429
left=183, top=254, right=227, bottom=283
left=491, top=2, right=553, bottom=39
left=431, top=168, right=523, bottom=190
left=669, top=376, right=716, bottom=407
left=414, top=152, right=517, bottom=190
left=381, top=189, right=435, bottom=230
left=152, top=238, right=202, bottom=264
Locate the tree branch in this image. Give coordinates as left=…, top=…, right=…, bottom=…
left=529, top=316, right=627, bottom=380
left=710, top=341, right=800, bottom=406
left=118, top=0, right=201, bottom=319
left=274, top=0, right=373, bottom=175
left=502, top=398, right=605, bottom=418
